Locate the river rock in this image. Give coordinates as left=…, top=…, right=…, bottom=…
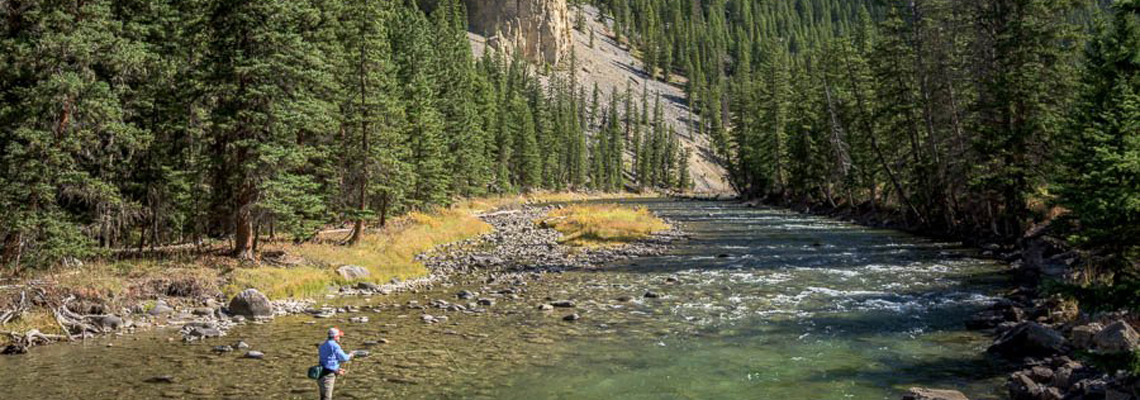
left=148, top=303, right=175, bottom=316
left=988, top=322, right=1067, bottom=358
left=184, top=324, right=223, bottom=340
left=336, top=265, right=370, bottom=280
left=1092, top=321, right=1140, bottom=354
left=1072, top=323, right=1104, bottom=350
left=234, top=341, right=250, bottom=349
left=550, top=300, right=575, bottom=308
left=96, top=315, right=124, bottom=331
left=213, top=345, right=234, bottom=353
left=902, top=387, right=970, bottom=400
left=350, top=316, right=369, bottom=324
left=563, top=313, right=581, bottom=321
left=244, top=351, right=264, bottom=359
left=477, top=298, right=495, bottom=306
left=191, top=307, right=214, bottom=316
left=1008, top=372, right=1043, bottom=400
left=643, top=291, right=661, bottom=298
left=538, top=304, right=554, bottom=311
left=351, top=350, right=370, bottom=358
left=456, top=290, right=477, bottom=300
left=615, top=295, right=633, bottom=302
left=228, top=289, right=274, bottom=318
left=356, top=282, right=381, bottom=292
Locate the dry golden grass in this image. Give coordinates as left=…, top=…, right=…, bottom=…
left=541, top=203, right=670, bottom=248
left=231, top=206, right=492, bottom=299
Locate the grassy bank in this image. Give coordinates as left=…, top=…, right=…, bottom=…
left=230, top=206, right=493, bottom=299
left=2, top=192, right=667, bottom=346
left=540, top=203, right=671, bottom=248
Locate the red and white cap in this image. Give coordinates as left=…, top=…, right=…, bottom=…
left=328, top=327, right=343, bottom=339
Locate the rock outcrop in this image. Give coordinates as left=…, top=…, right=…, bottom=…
left=464, top=0, right=573, bottom=65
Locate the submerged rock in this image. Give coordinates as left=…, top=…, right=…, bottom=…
left=145, top=375, right=175, bottom=384
left=562, top=313, right=581, bottom=321
left=902, top=387, right=970, bottom=400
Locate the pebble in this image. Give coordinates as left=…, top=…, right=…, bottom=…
left=145, top=375, right=175, bottom=384
left=551, top=300, right=575, bottom=308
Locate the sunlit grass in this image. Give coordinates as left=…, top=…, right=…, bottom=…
left=236, top=207, right=493, bottom=299
left=540, top=204, right=670, bottom=248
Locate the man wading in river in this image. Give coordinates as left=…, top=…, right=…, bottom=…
left=317, top=327, right=353, bottom=400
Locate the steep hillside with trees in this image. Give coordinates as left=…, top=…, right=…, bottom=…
left=590, top=0, right=1136, bottom=288
left=0, top=0, right=692, bottom=269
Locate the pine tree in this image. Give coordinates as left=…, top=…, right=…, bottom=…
left=204, top=0, right=335, bottom=258
left=1056, top=2, right=1140, bottom=271
left=337, top=0, right=408, bottom=244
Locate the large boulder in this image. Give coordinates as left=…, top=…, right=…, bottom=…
left=1092, top=321, right=1140, bottom=354
left=902, top=387, right=971, bottom=400
left=988, top=322, right=1068, bottom=358
left=227, top=289, right=274, bottom=318
left=336, top=265, right=370, bottom=280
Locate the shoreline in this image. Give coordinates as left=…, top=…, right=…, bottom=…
left=1, top=199, right=684, bottom=354
left=729, top=197, right=1140, bottom=400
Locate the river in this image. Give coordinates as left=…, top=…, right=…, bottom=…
left=0, top=199, right=1010, bottom=400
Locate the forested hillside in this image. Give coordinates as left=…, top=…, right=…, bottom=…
left=593, top=0, right=1137, bottom=279
left=0, top=0, right=693, bottom=269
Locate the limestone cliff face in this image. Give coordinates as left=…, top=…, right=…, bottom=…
left=463, top=0, right=573, bottom=65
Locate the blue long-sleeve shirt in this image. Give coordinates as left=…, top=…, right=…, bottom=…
left=318, top=339, right=352, bottom=372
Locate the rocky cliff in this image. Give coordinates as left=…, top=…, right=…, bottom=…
left=463, top=0, right=573, bottom=65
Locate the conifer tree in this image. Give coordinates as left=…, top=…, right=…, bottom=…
left=1057, top=1, right=1140, bottom=271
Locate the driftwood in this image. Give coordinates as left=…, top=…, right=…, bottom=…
left=3, top=329, right=69, bottom=354
left=0, top=290, right=28, bottom=325
left=475, top=210, right=521, bottom=218
left=53, top=296, right=112, bottom=340
left=1, top=288, right=125, bottom=353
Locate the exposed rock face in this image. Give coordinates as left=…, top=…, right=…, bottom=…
left=464, top=0, right=573, bottom=65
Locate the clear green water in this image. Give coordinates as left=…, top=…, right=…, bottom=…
left=0, top=200, right=1009, bottom=400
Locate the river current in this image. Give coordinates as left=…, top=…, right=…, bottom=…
left=0, top=199, right=1009, bottom=399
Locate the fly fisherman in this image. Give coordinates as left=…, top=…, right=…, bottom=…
left=317, top=327, right=353, bottom=400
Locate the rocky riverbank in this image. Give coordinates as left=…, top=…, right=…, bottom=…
left=2, top=203, right=685, bottom=355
